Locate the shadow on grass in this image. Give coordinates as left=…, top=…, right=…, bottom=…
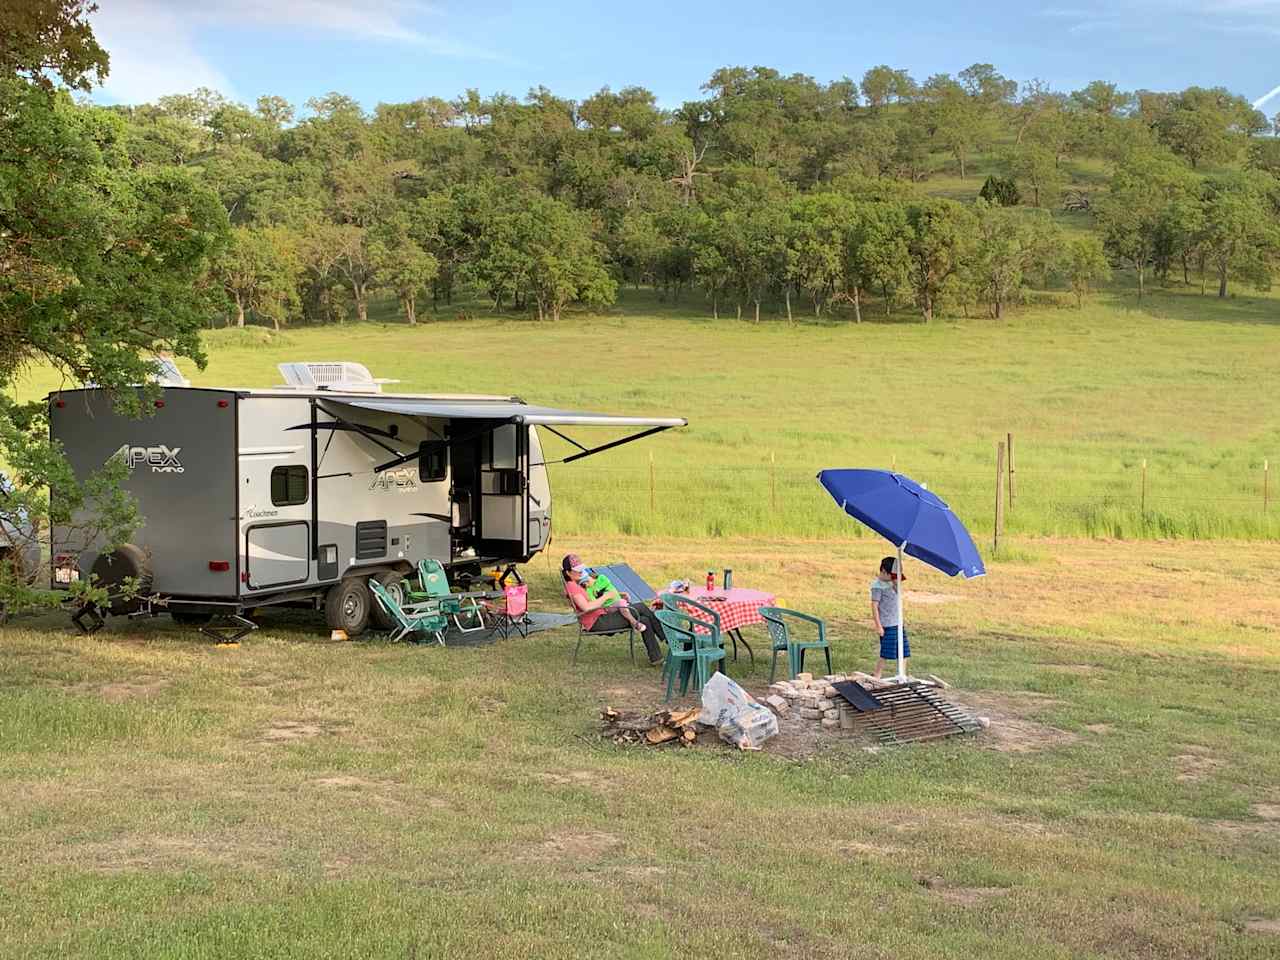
left=1098, top=284, right=1280, bottom=326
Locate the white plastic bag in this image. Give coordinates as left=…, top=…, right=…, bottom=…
left=698, top=673, right=779, bottom=749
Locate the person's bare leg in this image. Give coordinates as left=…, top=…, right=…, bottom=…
left=873, top=656, right=885, bottom=680
left=619, top=606, right=646, bottom=632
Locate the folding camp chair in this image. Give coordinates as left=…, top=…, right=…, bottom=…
left=485, top=583, right=530, bottom=640
left=369, top=578, right=448, bottom=645
left=567, top=585, right=636, bottom=664
left=411, top=558, right=486, bottom=633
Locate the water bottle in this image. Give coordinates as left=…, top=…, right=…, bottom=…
left=706, top=570, right=715, bottom=591
left=723, top=568, right=733, bottom=590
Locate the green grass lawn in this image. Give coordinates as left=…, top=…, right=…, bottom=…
left=15, top=285, right=1276, bottom=541
left=2, top=535, right=1278, bottom=959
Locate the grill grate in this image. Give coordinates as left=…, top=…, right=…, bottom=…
left=838, top=681, right=982, bottom=745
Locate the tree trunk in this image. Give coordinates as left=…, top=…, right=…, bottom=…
left=1218, top=266, right=1228, bottom=298
left=958, top=152, right=965, bottom=179
left=785, top=287, right=792, bottom=323
left=404, top=295, right=417, bottom=326
left=922, top=291, right=933, bottom=322
left=754, top=300, right=760, bottom=324
left=712, top=293, right=718, bottom=320
left=735, top=303, right=741, bottom=321
left=354, top=283, right=367, bottom=323
left=235, top=294, right=245, bottom=328
left=272, top=312, right=280, bottom=331
left=1182, top=254, right=1190, bottom=286
left=853, top=285, right=862, bottom=324
left=1135, top=262, right=1144, bottom=302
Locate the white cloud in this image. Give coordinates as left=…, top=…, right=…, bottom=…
left=90, top=0, right=494, bottom=104
left=93, top=1, right=236, bottom=103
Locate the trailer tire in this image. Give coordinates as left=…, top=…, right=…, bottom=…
left=90, top=544, right=153, bottom=615
left=369, top=571, right=406, bottom=631
left=325, top=578, right=370, bottom=636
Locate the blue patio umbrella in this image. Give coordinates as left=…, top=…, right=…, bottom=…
left=817, top=469, right=986, bottom=680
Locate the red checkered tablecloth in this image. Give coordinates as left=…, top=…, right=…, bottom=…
left=663, top=587, right=775, bottom=633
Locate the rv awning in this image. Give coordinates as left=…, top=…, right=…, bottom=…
left=325, top=397, right=687, bottom=429
left=310, top=397, right=686, bottom=472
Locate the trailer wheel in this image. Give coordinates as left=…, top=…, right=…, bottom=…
left=369, top=571, right=406, bottom=631
left=90, top=544, right=154, bottom=615
left=325, top=578, right=370, bottom=636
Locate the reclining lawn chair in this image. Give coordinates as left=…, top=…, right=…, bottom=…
left=567, top=584, right=636, bottom=664
left=588, top=563, right=659, bottom=604
left=759, top=606, right=833, bottom=681
left=410, top=559, right=486, bottom=633
left=369, top=578, right=448, bottom=645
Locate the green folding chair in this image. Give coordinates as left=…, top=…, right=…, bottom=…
left=655, top=607, right=725, bottom=702
left=410, top=559, right=486, bottom=633
left=369, top=578, right=448, bottom=645
left=759, top=606, right=832, bottom=681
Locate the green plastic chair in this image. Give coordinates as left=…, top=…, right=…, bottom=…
left=655, top=607, right=724, bottom=702
left=410, top=559, right=485, bottom=632
left=369, top=578, right=448, bottom=644
left=759, top=606, right=832, bottom=681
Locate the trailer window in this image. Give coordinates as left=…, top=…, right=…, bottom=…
left=418, top=441, right=447, bottom=482
left=270, top=465, right=309, bottom=506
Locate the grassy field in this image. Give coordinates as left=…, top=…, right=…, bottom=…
left=15, top=284, right=1277, bottom=541
left=4, top=282, right=1280, bottom=957
left=2, top=535, right=1279, bottom=958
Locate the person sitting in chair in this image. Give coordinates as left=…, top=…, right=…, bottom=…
left=562, top=553, right=666, bottom=665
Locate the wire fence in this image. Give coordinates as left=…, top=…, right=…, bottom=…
left=547, top=447, right=1278, bottom=542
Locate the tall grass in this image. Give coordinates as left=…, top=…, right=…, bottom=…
left=11, top=286, right=1279, bottom=541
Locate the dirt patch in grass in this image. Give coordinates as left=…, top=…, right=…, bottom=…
left=1174, top=748, right=1224, bottom=783
left=1245, top=919, right=1280, bottom=935
left=1084, top=723, right=1113, bottom=734
left=67, top=675, right=171, bottom=703
left=919, top=876, right=1011, bottom=907
left=1251, top=803, right=1280, bottom=821
left=538, top=769, right=614, bottom=789
left=61, top=835, right=280, bottom=874
left=260, top=720, right=329, bottom=743
left=536, top=829, right=622, bottom=862
left=948, top=690, right=1079, bottom=754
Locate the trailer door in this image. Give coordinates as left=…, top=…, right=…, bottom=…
left=240, top=444, right=311, bottom=591
left=477, top=422, right=528, bottom=560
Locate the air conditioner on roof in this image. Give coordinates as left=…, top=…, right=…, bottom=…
left=277, top=362, right=400, bottom=393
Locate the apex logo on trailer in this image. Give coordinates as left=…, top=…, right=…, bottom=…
left=115, top=444, right=184, bottom=474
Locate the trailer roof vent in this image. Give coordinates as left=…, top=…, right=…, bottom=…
left=277, top=362, right=399, bottom=394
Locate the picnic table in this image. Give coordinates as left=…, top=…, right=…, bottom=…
left=662, top=586, right=776, bottom=668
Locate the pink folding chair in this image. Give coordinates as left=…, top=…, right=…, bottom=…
left=486, top=583, right=529, bottom=640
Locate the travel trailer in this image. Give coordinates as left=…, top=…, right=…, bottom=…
left=48, top=362, right=685, bottom=639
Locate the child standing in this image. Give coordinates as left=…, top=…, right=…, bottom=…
left=870, top=556, right=907, bottom=680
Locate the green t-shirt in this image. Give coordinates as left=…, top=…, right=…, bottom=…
left=585, top=571, right=619, bottom=607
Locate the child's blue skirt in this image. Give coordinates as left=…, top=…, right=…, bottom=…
left=879, top=626, right=910, bottom=661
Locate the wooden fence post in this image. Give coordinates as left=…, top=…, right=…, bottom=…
left=1007, top=432, right=1016, bottom=508
left=648, top=451, right=656, bottom=513
left=994, top=441, right=1006, bottom=553
left=770, top=451, right=777, bottom=513
left=1140, top=458, right=1147, bottom=517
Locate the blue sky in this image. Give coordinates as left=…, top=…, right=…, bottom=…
left=89, top=1, right=1280, bottom=114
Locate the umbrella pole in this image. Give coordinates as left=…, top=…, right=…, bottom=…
left=896, top=542, right=906, bottom=682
